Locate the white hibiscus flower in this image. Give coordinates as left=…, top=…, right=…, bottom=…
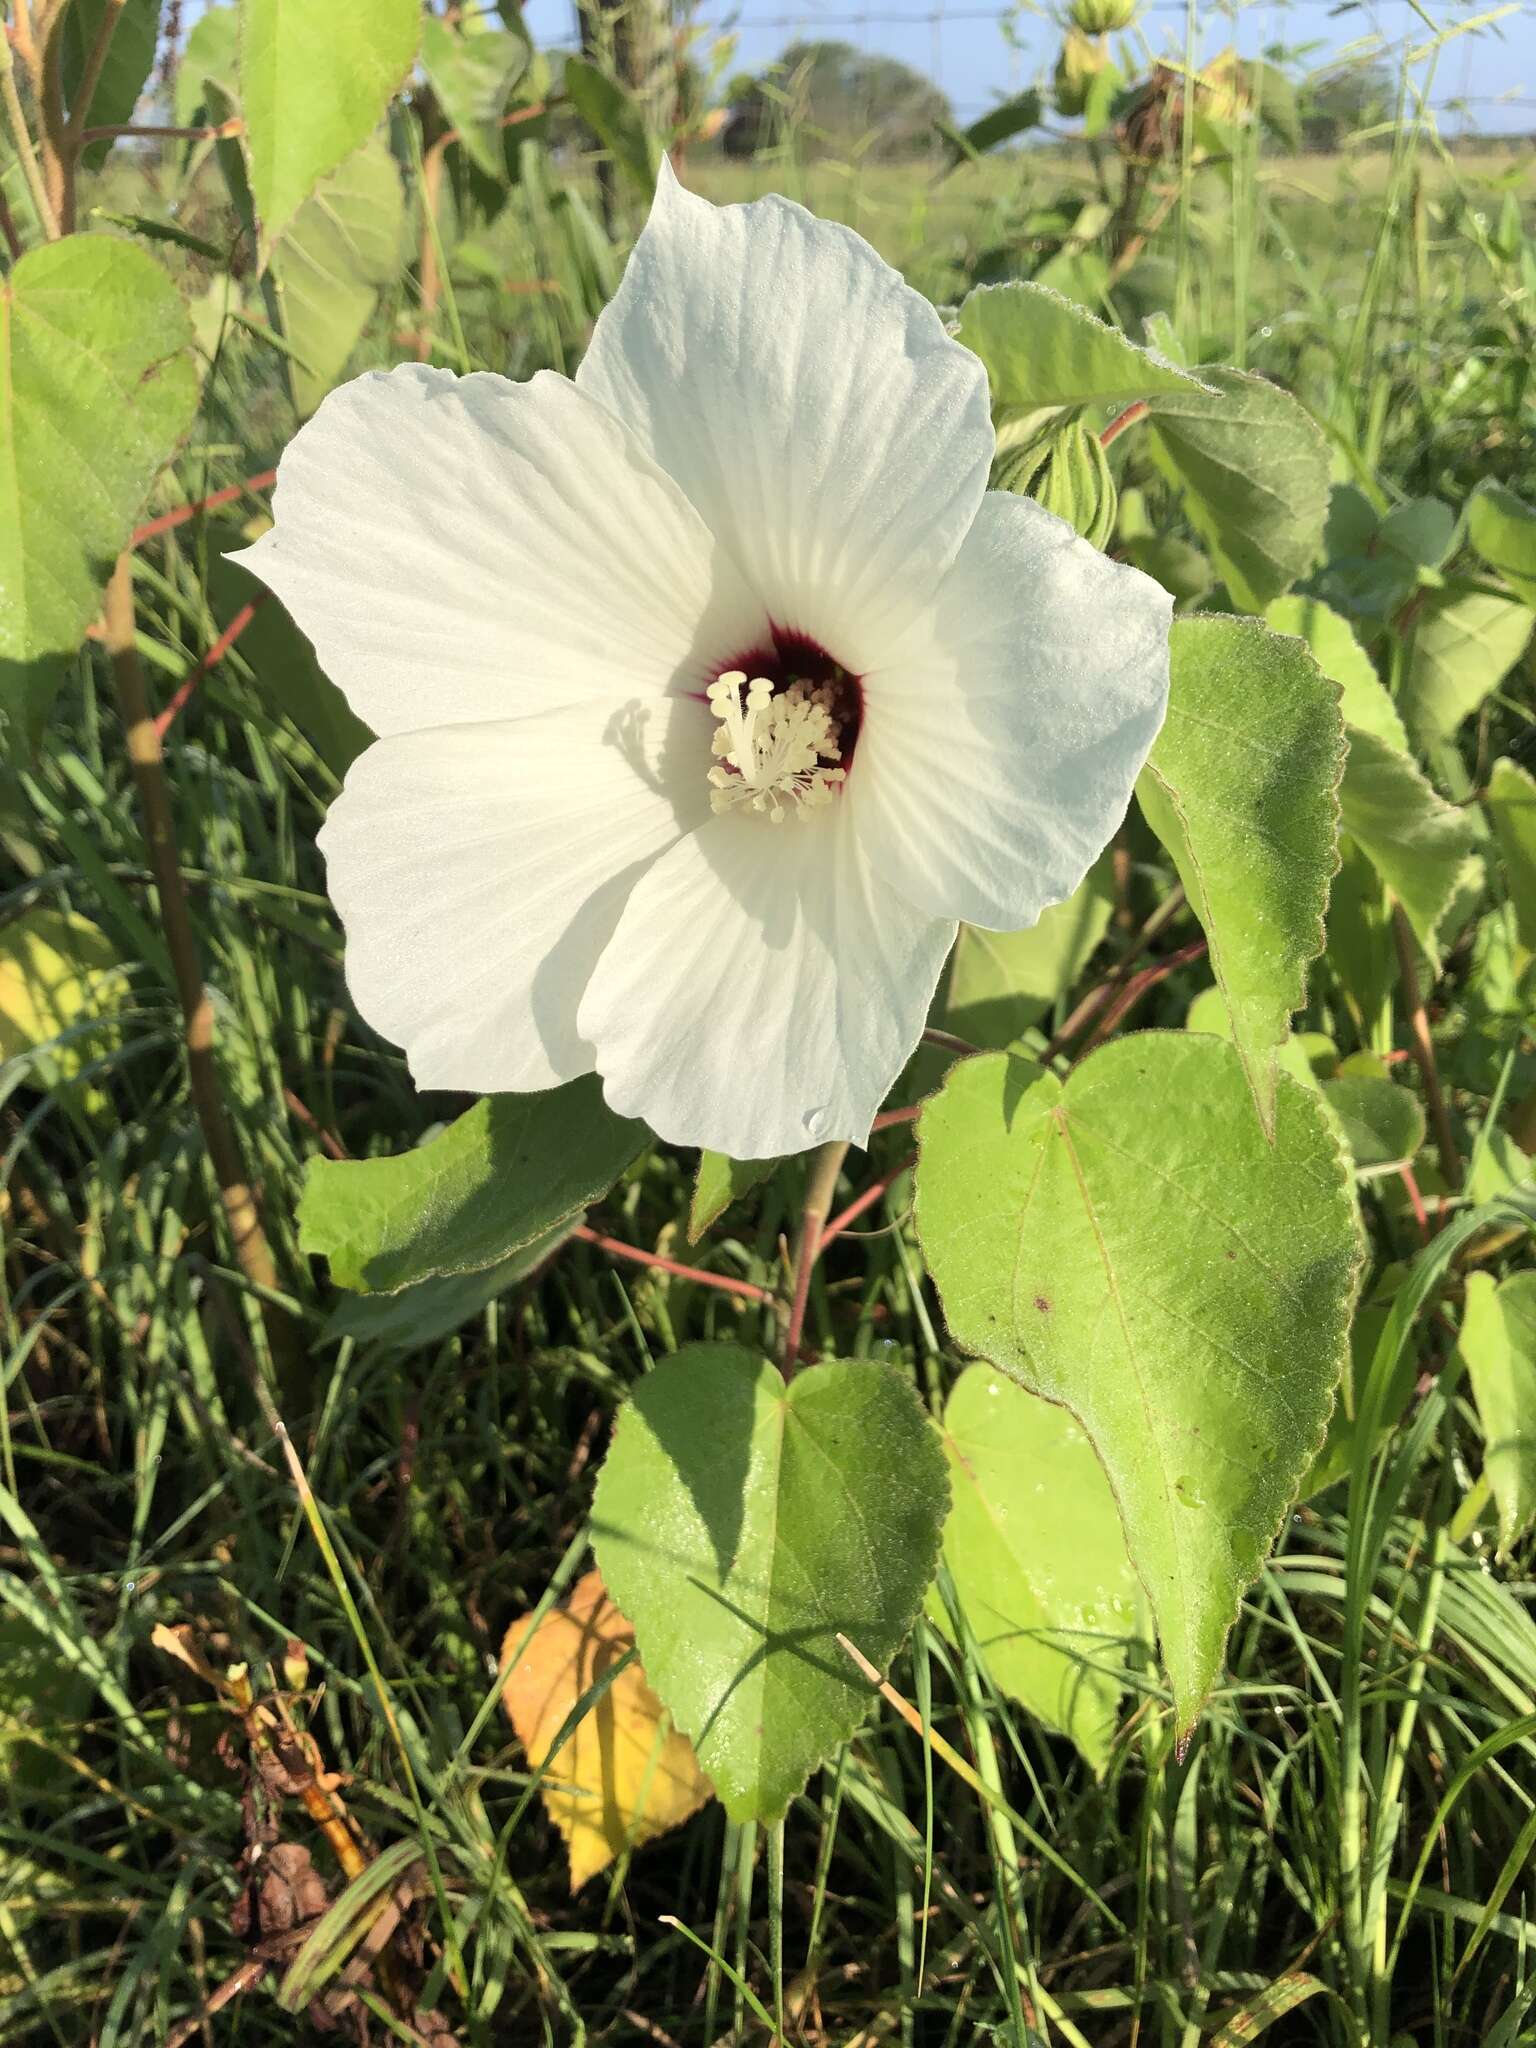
left=233, top=165, right=1171, bottom=1159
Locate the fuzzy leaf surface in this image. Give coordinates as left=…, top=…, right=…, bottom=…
left=1136, top=618, right=1344, bottom=1134
left=240, top=0, right=418, bottom=254
left=955, top=283, right=1211, bottom=411
left=299, top=1079, right=648, bottom=1292
left=916, top=1037, right=1359, bottom=1727
left=1265, top=594, right=1407, bottom=751
left=593, top=1347, right=948, bottom=1822
left=932, top=1365, right=1139, bottom=1771
left=0, top=238, right=198, bottom=735
left=1147, top=367, right=1330, bottom=612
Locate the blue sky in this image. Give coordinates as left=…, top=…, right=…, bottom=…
left=518, top=0, right=1536, bottom=131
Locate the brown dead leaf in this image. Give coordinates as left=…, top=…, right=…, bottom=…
left=500, top=1569, right=712, bottom=1890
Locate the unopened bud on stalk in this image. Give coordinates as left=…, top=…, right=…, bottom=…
left=993, top=417, right=1118, bottom=552
left=1070, top=0, right=1138, bottom=31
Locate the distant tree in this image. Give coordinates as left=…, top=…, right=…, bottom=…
left=723, top=39, right=953, bottom=159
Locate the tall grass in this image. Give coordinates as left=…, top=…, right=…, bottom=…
left=3, top=27, right=1534, bottom=2045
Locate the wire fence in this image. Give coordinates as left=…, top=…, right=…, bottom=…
left=542, top=0, right=1536, bottom=133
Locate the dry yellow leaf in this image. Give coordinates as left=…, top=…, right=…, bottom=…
left=500, top=1569, right=712, bottom=1890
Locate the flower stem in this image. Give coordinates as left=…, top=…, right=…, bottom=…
left=781, top=1139, right=849, bottom=1372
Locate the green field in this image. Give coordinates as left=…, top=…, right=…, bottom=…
left=4, top=8, right=1536, bottom=2046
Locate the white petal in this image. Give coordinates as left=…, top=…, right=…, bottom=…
left=231, top=363, right=766, bottom=739
left=319, top=697, right=712, bottom=1093
left=576, top=162, right=994, bottom=674
left=852, top=492, right=1172, bottom=931
left=577, top=803, right=956, bottom=1156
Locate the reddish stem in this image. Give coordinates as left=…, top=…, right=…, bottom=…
left=1076, top=938, right=1208, bottom=1058
left=1398, top=1164, right=1431, bottom=1246
left=871, top=1104, right=920, bottom=1132
left=133, top=467, right=278, bottom=546
left=571, top=1224, right=771, bottom=1305
left=1100, top=400, right=1150, bottom=448
left=820, top=1151, right=917, bottom=1251
left=155, top=594, right=269, bottom=739
left=284, top=1088, right=349, bottom=1163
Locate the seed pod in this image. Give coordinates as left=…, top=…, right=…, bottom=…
left=1054, top=26, right=1107, bottom=116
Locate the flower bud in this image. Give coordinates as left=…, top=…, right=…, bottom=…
left=1054, top=27, right=1107, bottom=117
left=993, top=418, right=1117, bottom=552
left=1070, top=0, right=1138, bottom=31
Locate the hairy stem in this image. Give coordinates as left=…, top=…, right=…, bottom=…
left=58, top=0, right=125, bottom=229
left=0, top=24, right=60, bottom=239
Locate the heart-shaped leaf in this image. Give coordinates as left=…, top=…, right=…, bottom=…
left=916, top=1036, right=1360, bottom=1728
left=593, top=1346, right=948, bottom=1822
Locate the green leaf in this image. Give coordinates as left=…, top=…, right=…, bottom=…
left=1321, top=1069, right=1425, bottom=1178
left=942, top=854, right=1113, bottom=1051
left=1338, top=728, right=1478, bottom=964
left=239, top=0, right=419, bottom=256
left=1377, top=496, right=1457, bottom=572
left=592, top=1346, right=948, bottom=1823
left=938, top=90, right=1043, bottom=170
left=1486, top=756, right=1536, bottom=951
left=562, top=57, right=661, bottom=195
left=932, top=1365, right=1139, bottom=1771
left=916, top=1037, right=1360, bottom=1727
left=322, top=1221, right=574, bottom=1353
left=1398, top=587, right=1533, bottom=746
left=1264, top=593, right=1408, bottom=752
left=298, top=1079, right=649, bottom=1292
left=61, top=0, right=162, bottom=169
left=1146, top=367, right=1330, bottom=612
left=1468, top=479, right=1536, bottom=609
left=0, top=238, right=199, bottom=738
left=1459, top=1272, right=1536, bottom=1554
left=955, top=283, right=1212, bottom=413
left=422, top=15, right=531, bottom=179
left=268, top=135, right=405, bottom=417
left=1136, top=618, right=1344, bottom=1135
left=688, top=1152, right=778, bottom=1246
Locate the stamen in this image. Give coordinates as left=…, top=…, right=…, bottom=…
left=706, top=672, right=847, bottom=824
